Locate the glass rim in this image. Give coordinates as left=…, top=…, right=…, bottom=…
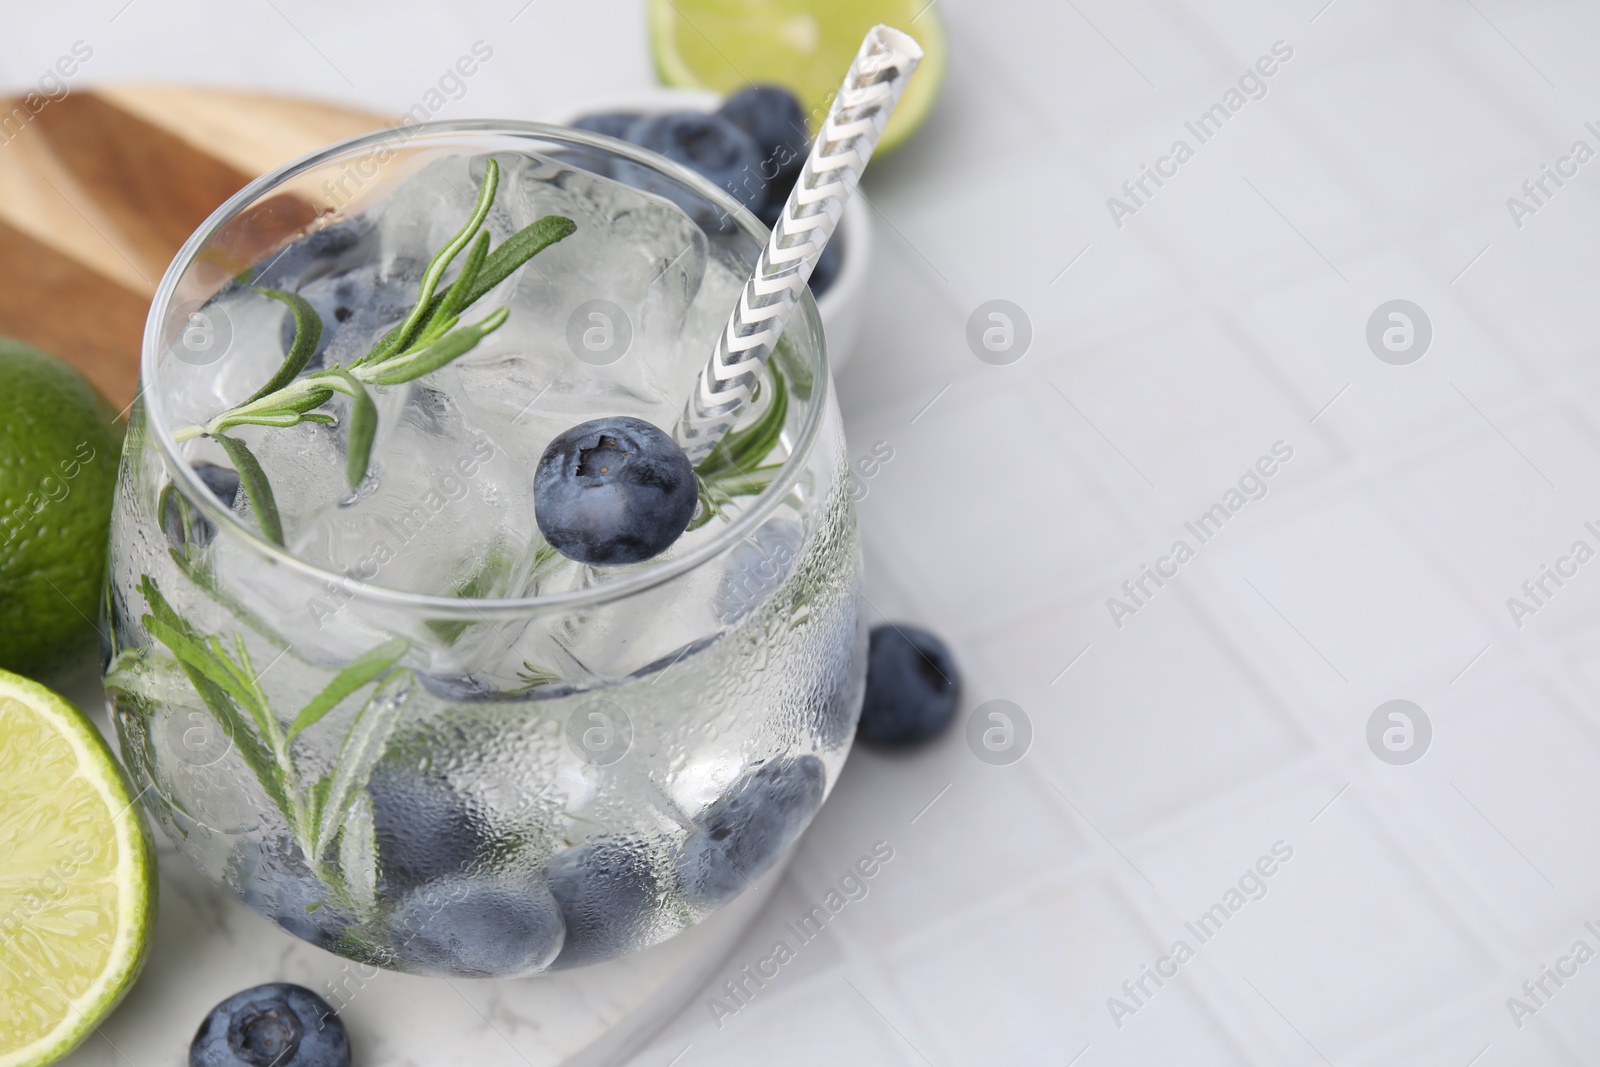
left=140, top=118, right=832, bottom=619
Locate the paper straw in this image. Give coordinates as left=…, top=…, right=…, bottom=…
left=674, top=24, right=923, bottom=463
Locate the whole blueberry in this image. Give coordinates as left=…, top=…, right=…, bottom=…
left=190, top=982, right=348, bottom=1067
left=253, top=216, right=373, bottom=290
left=678, top=755, right=826, bottom=908
left=388, top=874, right=565, bottom=977
left=231, top=837, right=353, bottom=949
left=572, top=111, right=641, bottom=139
left=366, top=764, right=488, bottom=892
left=160, top=461, right=242, bottom=554
left=282, top=263, right=415, bottom=366
left=859, top=625, right=961, bottom=746
left=717, top=84, right=809, bottom=184
left=534, top=416, right=698, bottom=566
left=618, top=111, right=766, bottom=215
left=546, top=837, right=660, bottom=969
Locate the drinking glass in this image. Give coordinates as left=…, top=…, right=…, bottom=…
left=102, top=122, right=865, bottom=977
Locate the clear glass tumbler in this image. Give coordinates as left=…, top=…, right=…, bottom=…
left=102, top=122, right=865, bottom=977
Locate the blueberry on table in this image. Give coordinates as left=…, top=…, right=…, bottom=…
left=717, top=85, right=810, bottom=183
left=366, top=764, right=489, bottom=892
left=572, top=111, right=642, bottom=139
left=620, top=111, right=766, bottom=212
left=388, top=874, right=565, bottom=977
left=534, top=416, right=698, bottom=566
left=190, top=983, right=348, bottom=1067
left=859, top=625, right=961, bottom=746
left=678, top=755, right=826, bottom=907
left=546, top=837, right=661, bottom=969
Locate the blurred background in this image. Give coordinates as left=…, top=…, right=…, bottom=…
left=10, top=0, right=1600, bottom=1064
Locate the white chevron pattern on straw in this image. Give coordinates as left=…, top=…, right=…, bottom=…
left=674, top=24, right=923, bottom=464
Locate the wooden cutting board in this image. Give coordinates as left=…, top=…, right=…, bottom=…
left=0, top=85, right=390, bottom=408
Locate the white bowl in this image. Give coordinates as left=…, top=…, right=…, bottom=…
left=554, top=88, right=871, bottom=370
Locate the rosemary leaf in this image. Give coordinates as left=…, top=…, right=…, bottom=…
left=246, top=289, right=324, bottom=403
left=461, top=215, right=576, bottom=308
left=213, top=433, right=284, bottom=546
left=287, top=636, right=409, bottom=741
left=139, top=577, right=294, bottom=824
left=323, top=369, right=378, bottom=488
left=363, top=158, right=501, bottom=365
left=362, top=307, right=509, bottom=386
left=314, top=670, right=412, bottom=858
left=420, top=229, right=490, bottom=344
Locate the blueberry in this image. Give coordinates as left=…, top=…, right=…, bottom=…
left=253, top=216, right=373, bottom=290
left=281, top=263, right=414, bottom=366
left=809, top=239, right=843, bottom=298
left=388, top=875, right=565, bottom=977
left=534, top=416, right=698, bottom=566
left=812, top=606, right=868, bottom=749
left=858, top=625, right=961, bottom=746
left=190, top=982, right=348, bottom=1067
left=571, top=111, right=641, bottom=139
left=616, top=112, right=765, bottom=219
left=546, top=838, right=660, bottom=969
left=230, top=836, right=353, bottom=949
left=160, top=461, right=242, bottom=554
left=717, top=85, right=809, bottom=186
left=678, top=755, right=826, bottom=908
left=366, top=764, right=488, bottom=892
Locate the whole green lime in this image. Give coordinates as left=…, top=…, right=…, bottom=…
left=0, top=339, right=122, bottom=677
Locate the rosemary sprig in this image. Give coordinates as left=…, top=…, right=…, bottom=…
left=137, top=574, right=410, bottom=905
left=170, top=158, right=576, bottom=545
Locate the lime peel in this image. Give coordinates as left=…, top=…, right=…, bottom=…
left=0, top=670, right=154, bottom=1067
left=648, top=0, right=946, bottom=155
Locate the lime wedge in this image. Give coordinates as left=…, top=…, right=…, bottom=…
left=0, top=671, right=154, bottom=1067
left=647, top=0, right=946, bottom=155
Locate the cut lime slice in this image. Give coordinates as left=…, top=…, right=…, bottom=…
left=0, top=671, right=154, bottom=1067
left=647, top=0, right=946, bottom=155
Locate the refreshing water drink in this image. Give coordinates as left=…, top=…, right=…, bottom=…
left=103, top=124, right=863, bottom=977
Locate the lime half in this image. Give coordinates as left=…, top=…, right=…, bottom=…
left=0, top=671, right=154, bottom=1067
left=648, top=0, right=947, bottom=154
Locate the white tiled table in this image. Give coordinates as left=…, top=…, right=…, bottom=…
left=9, top=0, right=1600, bottom=1062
